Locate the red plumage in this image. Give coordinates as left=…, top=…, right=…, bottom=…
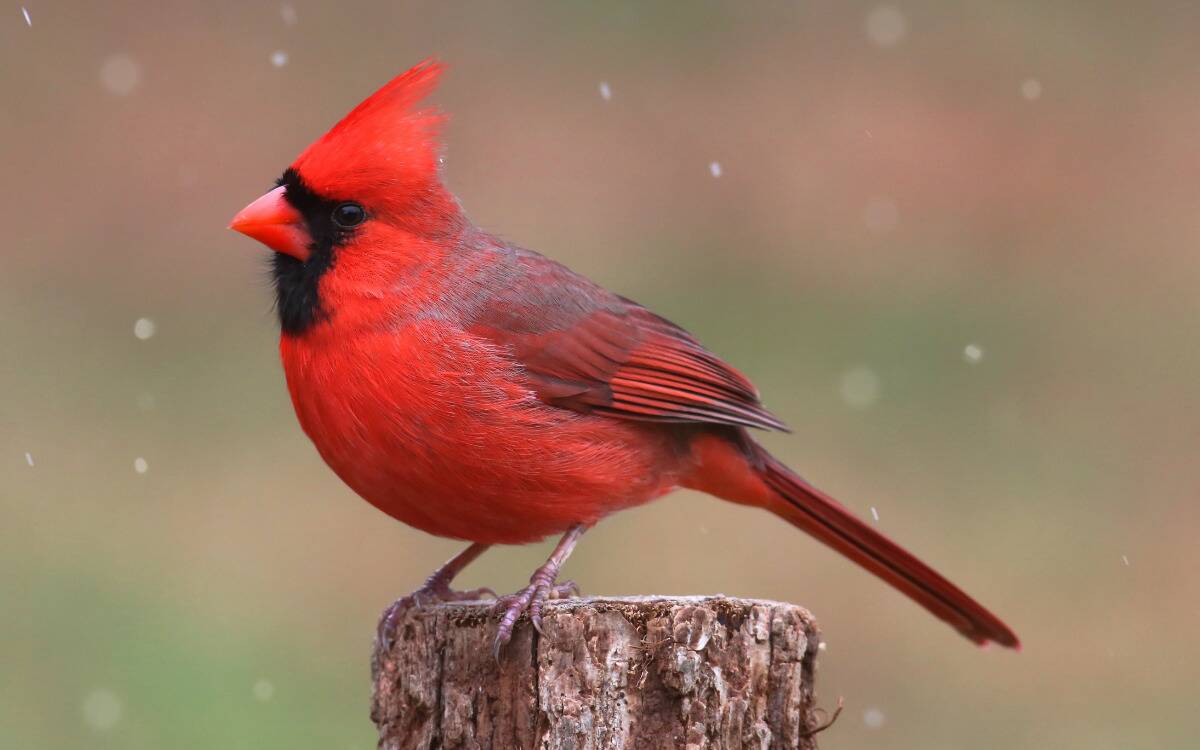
left=231, top=60, right=1019, bottom=651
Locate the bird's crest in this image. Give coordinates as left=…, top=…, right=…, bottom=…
left=291, top=59, right=448, bottom=202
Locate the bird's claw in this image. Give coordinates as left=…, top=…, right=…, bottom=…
left=492, top=579, right=581, bottom=658
left=377, top=584, right=496, bottom=653
left=530, top=579, right=579, bottom=634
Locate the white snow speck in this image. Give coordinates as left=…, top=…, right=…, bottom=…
left=598, top=81, right=612, bottom=101
left=253, top=678, right=275, bottom=701
left=865, top=6, right=907, bottom=48
left=963, top=343, right=984, bottom=364
left=270, top=50, right=289, bottom=68
left=25, top=452, right=35, bottom=467
left=863, top=707, right=886, bottom=729
left=1121, top=554, right=1130, bottom=567
left=100, top=55, right=142, bottom=96
left=862, top=196, right=898, bottom=233
left=839, top=367, right=881, bottom=409
left=133, top=317, right=156, bottom=340
left=82, top=689, right=123, bottom=731
left=1021, top=78, right=1043, bottom=101
left=281, top=3, right=298, bottom=25
left=709, top=161, right=722, bottom=178
left=22, top=7, right=31, bottom=25
left=134, top=457, right=148, bottom=474
left=870, top=506, right=880, bottom=521
left=818, top=641, right=827, bottom=651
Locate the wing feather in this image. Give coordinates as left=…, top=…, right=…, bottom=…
left=466, top=245, right=788, bottom=432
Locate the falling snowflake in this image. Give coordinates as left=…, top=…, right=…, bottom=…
left=22, top=7, right=31, bottom=25
left=839, top=367, right=881, bottom=409
left=100, top=55, right=142, bottom=96
left=133, top=317, right=156, bottom=340
left=1121, top=555, right=1130, bottom=567
left=1021, top=78, right=1043, bottom=101
left=865, top=6, right=907, bottom=48
left=963, top=343, right=984, bottom=364
left=134, top=457, right=148, bottom=474
left=870, top=506, right=880, bottom=521
left=82, top=689, right=123, bottom=731
left=709, top=161, right=722, bottom=178
left=818, top=641, right=827, bottom=651
left=253, top=678, right=275, bottom=701
left=598, top=81, right=612, bottom=101
left=270, top=50, right=289, bottom=68
left=863, top=707, right=886, bottom=729
left=25, top=452, right=34, bottom=467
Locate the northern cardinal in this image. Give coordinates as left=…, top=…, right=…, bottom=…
left=230, top=60, right=1019, bottom=653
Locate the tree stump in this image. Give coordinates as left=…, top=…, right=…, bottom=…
left=371, top=596, right=822, bottom=749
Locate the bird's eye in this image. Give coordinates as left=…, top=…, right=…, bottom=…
left=332, top=202, right=366, bottom=228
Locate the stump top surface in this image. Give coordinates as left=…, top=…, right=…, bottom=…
left=403, top=594, right=815, bottom=626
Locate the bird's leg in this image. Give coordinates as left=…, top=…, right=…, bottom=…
left=377, top=542, right=494, bottom=651
left=493, top=524, right=588, bottom=657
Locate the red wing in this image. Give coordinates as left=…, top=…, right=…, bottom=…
left=470, top=270, right=788, bottom=432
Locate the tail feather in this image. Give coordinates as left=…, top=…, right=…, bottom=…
left=686, top=434, right=1020, bottom=649
left=758, top=450, right=1020, bottom=648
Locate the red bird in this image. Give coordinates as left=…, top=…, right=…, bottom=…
left=230, top=60, right=1019, bottom=653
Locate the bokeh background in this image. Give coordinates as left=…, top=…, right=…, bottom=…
left=3, top=2, right=1198, bottom=748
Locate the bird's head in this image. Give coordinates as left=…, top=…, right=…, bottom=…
left=230, top=59, right=463, bottom=334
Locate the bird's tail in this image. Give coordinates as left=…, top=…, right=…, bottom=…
left=683, top=433, right=1020, bottom=649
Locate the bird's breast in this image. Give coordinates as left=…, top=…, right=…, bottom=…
left=278, top=320, right=685, bottom=544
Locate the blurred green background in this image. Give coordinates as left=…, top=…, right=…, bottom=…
left=3, top=2, right=1197, bottom=748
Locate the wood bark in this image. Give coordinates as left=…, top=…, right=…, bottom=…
left=371, top=596, right=822, bottom=750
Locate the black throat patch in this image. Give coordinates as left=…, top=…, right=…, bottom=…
left=270, top=168, right=358, bottom=335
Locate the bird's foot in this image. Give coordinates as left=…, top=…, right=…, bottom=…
left=376, top=583, right=496, bottom=652
left=491, top=524, right=589, bottom=659
left=492, top=574, right=580, bottom=658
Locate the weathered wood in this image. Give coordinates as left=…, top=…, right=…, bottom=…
left=371, top=596, right=822, bottom=749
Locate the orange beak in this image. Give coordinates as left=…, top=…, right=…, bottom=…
left=229, top=185, right=311, bottom=261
